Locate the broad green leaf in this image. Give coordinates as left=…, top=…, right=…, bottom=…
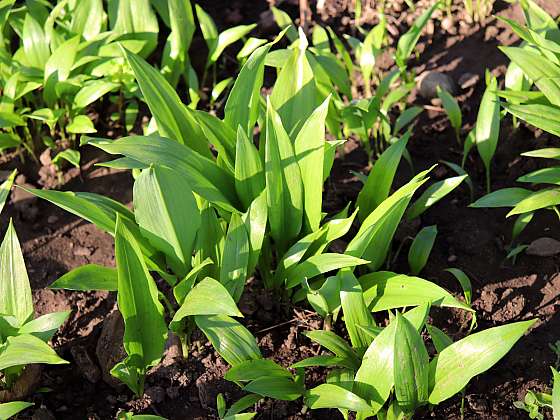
left=225, top=359, right=291, bottom=381
left=265, top=98, right=303, bottom=249
left=235, top=127, right=265, bottom=209
left=225, top=43, right=270, bottom=136
left=475, top=76, right=500, bottom=181
left=0, top=401, right=34, bottom=419
left=522, top=148, right=560, bottom=159
left=24, top=188, right=134, bottom=235
left=292, top=355, right=351, bottom=369
left=70, top=0, right=105, bottom=40
left=270, top=28, right=317, bottom=137
left=285, top=254, right=369, bottom=289
left=134, top=165, right=200, bottom=276
left=111, top=0, right=158, bottom=57
left=357, top=134, right=409, bottom=220
left=161, top=0, right=195, bottom=86
left=194, top=205, right=225, bottom=280
left=123, top=49, right=210, bottom=157
left=429, top=319, right=536, bottom=404
left=0, top=220, right=32, bottom=326
left=360, top=271, right=473, bottom=312
left=224, top=394, right=261, bottom=418
left=237, top=37, right=267, bottom=60
left=426, top=324, right=453, bottom=353
left=0, top=334, right=68, bottom=370
left=73, top=80, right=118, bottom=109
left=111, top=217, right=167, bottom=396
left=52, top=150, right=81, bottom=169
left=406, top=175, right=467, bottom=220
left=210, top=24, right=256, bottom=63
left=0, top=133, right=21, bottom=151
left=271, top=6, right=298, bottom=42
left=51, top=264, right=117, bottom=291
left=395, top=2, right=440, bottom=69
left=339, top=269, right=375, bottom=350
left=173, top=258, right=214, bottom=304
left=195, top=4, right=218, bottom=63
left=353, top=304, right=430, bottom=415
left=408, top=225, right=437, bottom=275
left=18, top=311, right=70, bottom=342
left=220, top=213, right=249, bottom=302
left=22, top=13, right=49, bottom=69
left=195, top=314, right=261, bottom=366
left=244, top=376, right=303, bottom=401
left=470, top=187, right=533, bottom=208
left=295, top=96, right=329, bottom=232
left=88, top=136, right=239, bottom=212
left=193, top=110, right=236, bottom=170
left=170, top=278, right=242, bottom=332
left=394, top=106, right=422, bottom=134
left=304, top=330, right=361, bottom=369
left=305, top=384, right=373, bottom=414
left=393, top=313, right=429, bottom=412
left=66, top=115, right=96, bottom=134
left=0, top=169, right=16, bottom=215
left=503, top=103, right=560, bottom=137
left=507, top=189, right=560, bottom=217
left=242, top=190, right=267, bottom=275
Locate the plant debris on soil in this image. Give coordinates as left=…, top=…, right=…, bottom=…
left=6, top=0, right=560, bottom=419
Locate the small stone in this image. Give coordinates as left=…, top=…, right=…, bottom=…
left=418, top=71, right=457, bottom=99
left=448, top=255, right=458, bottom=263
left=526, top=237, right=560, bottom=257
left=47, top=215, right=58, bottom=224
left=458, top=72, right=480, bottom=90
left=73, top=245, right=92, bottom=257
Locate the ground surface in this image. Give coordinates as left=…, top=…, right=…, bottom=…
left=5, top=0, right=560, bottom=419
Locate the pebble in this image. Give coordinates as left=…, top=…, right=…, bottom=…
left=526, top=237, right=560, bottom=257
left=448, top=255, right=458, bottom=263
left=73, top=245, right=92, bottom=257
left=418, top=71, right=457, bottom=99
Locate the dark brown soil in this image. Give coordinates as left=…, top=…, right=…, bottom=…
left=5, top=0, right=560, bottom=419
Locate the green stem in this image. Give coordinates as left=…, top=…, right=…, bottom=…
left=485, top=166, right=491, bottom=194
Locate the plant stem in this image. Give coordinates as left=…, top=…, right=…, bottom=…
left=485, top=166, right=491, bottom=194
left=323, top=314, right=332, bottom=331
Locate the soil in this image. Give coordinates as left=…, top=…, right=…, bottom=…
left=4, top=0, right=560, bottom=419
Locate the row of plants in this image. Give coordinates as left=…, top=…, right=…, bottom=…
left=0, top=0, right=558, bottom=419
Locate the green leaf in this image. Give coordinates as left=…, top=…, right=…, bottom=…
left=0, top=133, right=21, bottom=151
left=395, top=2, right=440, bottom=69
left=111, top=0, right=159, bottom=57
left=224, top=394, right=261, bottom=417
left=503, top=103, right=560, bottom=137
left=134, top=165, right=200, bottom=276
left=393, top=312, right=429, bottom=412
left=22, top=13, right=49, bottom=69
left=339, top=269, right=375, bottom=351
left=242, top=190, right=267, bottom=275
left=0, top=169, right=16, bottom=215
left=406, top=175, right=467, bottom=220
left=507, top=189, right=560, bottom=217
left=285, top=254, right=369, bottom=289
left=270, top=29, right=318, bottom=137
left=220, top=213, right=249, bottom=302
left=408, top=225, right=437, bottom=275
left=522, top=148, right=560, bottom=159
left=67, top=115, right=96, bottom=134
left=225, top=359, right=291, bottom=382
left=0, top=334, right=68, bottom=370
left=271, top=7, right=298, bottom=42
left=170, top=277, right=242, bottom=332
left=123, top=49, right=210, bottom=157
left=394, top=106, right=422, bottom=135
left=0, top=220, right=32, bottom=326
left=304, top=330, right=361, bottom=369
left=88, top=136, right=239, bottom=213
left=73, top=80, right=119, bottom=109
left=437, top=87, right=462, bottom=135
left=470, top=187, right=533, bottom=208
left=360, top=271, right=473, bottom=313
left=428, top=319, right=536, bottom=404
left=210, top=24, right=256, bottom=64
left=18, top=311, right=70, bottom=342
left=70, top=0, right=105, bottom=40
left=52, top=149, right=81, bottom=169
left=173, top=258, right=214, bottom=304
left=265, top=98, right=304, bottom=249
left=475, top=76, right=500, bottom=178
left=295, top=96, right=330, bottom=232
left=0, top=401, right=34, bottom=419
left=552, top=367, right=560, bottom=420
left=51, top=264, right=117, bottom=291
left=305, top=383, right=373, bottom=414
left=235, top=127, right=265, bottom=209
left=518, top=167, right=560, bottom=185
left=353, top=304, right=430, bottom=415
left=426, top=324, right=453, bottom=353
left=444, top=268, right=472, bottom=305
left=237, top=37, right=267, bottom=60
left=111, top=217, right=167, bottom=396
left=244, top=376, right=303, bottom=401
left=195, top=4, right=218, bottom=63
left=195, top=314, right=261, bottom=366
